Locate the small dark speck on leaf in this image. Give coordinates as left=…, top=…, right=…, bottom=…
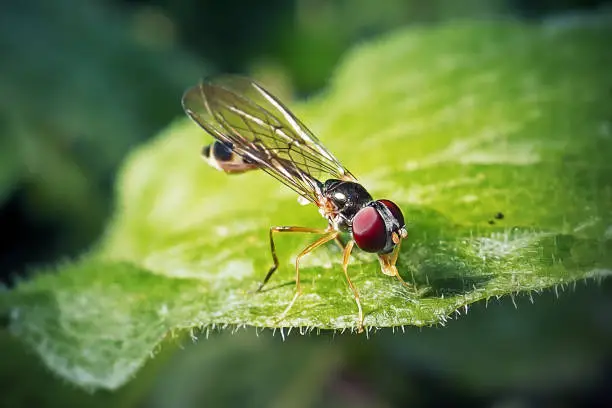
left=488, top=220, right=495, bottom=225
left=494, top=212, right=504, bottom=220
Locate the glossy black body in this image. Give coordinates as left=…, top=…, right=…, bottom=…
left=202, top=141, right=255, bottom=165
left=212, top=141, right=233, bottom=161
left=322, top=179, right=373, bottom=232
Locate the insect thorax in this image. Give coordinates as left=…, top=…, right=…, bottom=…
left=321, top=179, right=373, bottom=232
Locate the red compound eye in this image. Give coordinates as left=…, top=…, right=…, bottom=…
left=352, top=206, right=387, bottom=253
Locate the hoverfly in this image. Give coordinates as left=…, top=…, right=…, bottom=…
left=182, top=76, right=410, bottom=332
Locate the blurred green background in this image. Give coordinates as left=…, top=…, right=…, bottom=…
left=1, top=0, right=611, bottom=407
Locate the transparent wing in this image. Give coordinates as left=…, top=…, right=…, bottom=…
left=181, top=75, right=356, bottom=203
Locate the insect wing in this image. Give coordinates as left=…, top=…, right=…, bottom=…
left=182, top=76, right=357, bottom=203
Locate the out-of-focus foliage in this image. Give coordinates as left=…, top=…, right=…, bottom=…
left=136, top=0, right=611, bottom=93
left=0, top=330, right=173, bottom=408
left=152, top=0, right=512, bottom=93
left=0, top=0, right=203, bottom=269
left=3, top=14, right=611, bottom=391
left=276, top=0, right=512, bottom=92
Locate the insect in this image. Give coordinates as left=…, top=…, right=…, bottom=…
left=182, top=76, right=410, bottom=331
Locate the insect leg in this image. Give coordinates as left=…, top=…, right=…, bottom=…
left=341, top=240, right=364, bottom=333
left=278, top=230, right=339, bottom=322
left=379, top=239, right=415, bottom=290
left=257, top=226, right=329, bottom=292
left=333, top=234, right=346, bottom=252
left=389, top=239, right=413, bottom=288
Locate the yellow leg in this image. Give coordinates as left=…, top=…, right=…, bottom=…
left=257, top=226, right=329, bottom=292
left=341, top=240, right=364, bottom=333
left=378, top=239, right=411, bottom=287
left=277, top=230, right=339, bottom=322
left=379, top=240, right=428, bottom=295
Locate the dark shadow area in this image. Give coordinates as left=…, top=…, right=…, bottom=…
left=0, top=188, right=80, bottom=287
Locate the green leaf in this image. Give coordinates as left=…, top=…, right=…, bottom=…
left=4, top=16, right=612, bottom=389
